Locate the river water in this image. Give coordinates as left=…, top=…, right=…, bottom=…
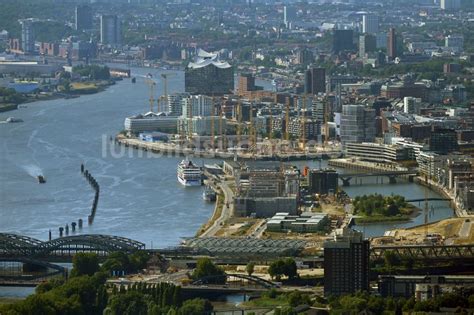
left=0, top=67, right=455, bottom=245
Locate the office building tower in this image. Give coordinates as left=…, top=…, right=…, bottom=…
left=100, top=15, right=121, bottom=45
left=429, top=128, right=459, bottom=154
left=387, top=28, right=397, bottom=60
left=304, top=67, right=326, bottom=95
left=465, top=103, right=474, bottom=130
left=308, top=169, right=338, bottom=195
left=359, top=34, right=377, bottom=57
left=75, top=5, right=93, bottom=31
left=19, top=19, right=36, bottom=54
left=441, top=0, right=461, bottom=10
left=324, top=228, right=370, bottom=297
left=185, top=56, right=233, bottom=96
left=283, top=6, right=297, bottom=28
left=333, top=29, right=354, bottom=54
left=362, top=14, right=379, bottom=34
left=340, top=104, right=376, bottom=147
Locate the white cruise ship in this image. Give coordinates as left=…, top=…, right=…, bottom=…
left=177, top=159, right=202, bottom=186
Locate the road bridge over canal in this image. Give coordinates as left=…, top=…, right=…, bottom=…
left=339, top=170, right=418, bottom=186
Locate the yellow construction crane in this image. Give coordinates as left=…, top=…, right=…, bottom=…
left=249, top=101, right=256, bottom=155
left=236, top=100, right=242, bottom=144
left=210, top=97, right=215, bottom=149
left=268, top=103, right=273, bottom=141
left=145, top=77, right=156, bottom=113
left=159, top=73, right=177, bottom=112
left=187, top=98, right=193, bottom=141
left=219, top=100, right=224, bottom=150
left=424, top=185, right=429, bottom=236
left=285, top=96, right=292, bottom=141
left=300, top=94, right=307, bottom=150
left=323, top=98, right=330, bottom=147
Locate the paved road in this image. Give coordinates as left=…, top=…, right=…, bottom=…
left=200, top=179, right=234, bottom=237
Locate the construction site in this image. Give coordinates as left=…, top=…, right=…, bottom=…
left=120, top=72, right=343, bottom=160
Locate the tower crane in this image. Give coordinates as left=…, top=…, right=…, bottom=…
left=285, top=96, right=292, bottom=141
left=323, top=98, right=330, bottom=147
left=236, top=100, right=242, bottom=144
left=211, top=96, right=215, bottom=149
left=145, top=76, right=157, bottom=113
left=268, top=103, right=273, bottom=141
left=159, top=73, right=177, bottom=112
left=300, top=94, right=307, bottom=151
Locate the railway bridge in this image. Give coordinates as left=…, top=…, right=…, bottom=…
left=371, top=244, right=474, bottom=262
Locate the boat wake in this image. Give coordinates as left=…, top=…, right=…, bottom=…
left=22, top=164, right=43, bottom=178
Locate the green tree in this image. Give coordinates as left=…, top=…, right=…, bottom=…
left=384, top=251, right=400, bottom=271
left=108, top=290, right=148, bottom=315
left=192, top=258, right=225, bottom=284
left=71, top=253, right=100, bottom=277
left=246, top=262, right=255, bottom=276
left=283, top=258, right=298, bottom=280
left=268, top=259, right=286, bottom=281
left=177, top=298, right=213, bottom=315
left=287, top=291, right=311, bottom=307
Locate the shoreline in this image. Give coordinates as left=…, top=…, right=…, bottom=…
left=0, top=80, right=115, bottom=113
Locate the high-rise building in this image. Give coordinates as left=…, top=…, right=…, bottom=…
left=238, top=74, right=256, bottom=94
left=429, top=128, right=459, bottom=154
left=441, top=0, right=461, bottom=10
left=296, top=48, right=314, bottom=65
left=445, top=35, right=464, bottom=53
left=324, top=228, right=370, bottom=297
left=333, top=29, right=354, bottom=54
left=464, top=103, right=474, bottom=130
left=359, top=34, right=377, bottom=57
left=19, top=19, right=36, bottom=54
left=181, top=95, right=214, bottom=118
left=100, top=15, right=121, bottom=45
left=308, top=169, right=338, bottom=195
left=387, top=28, right=397, bottom=60
left=166, top=93, right=189, bottom=116
left=185, top=56, right=234, bottom=96
left=340, top=104, right=376, bottom=147
left=283, top=6, right=297, bottom=28
left=362, top=14, right=379, bottom=34
left=75, top=5, right=93, bottom=31
left=304, top=67, right=326, bottom=95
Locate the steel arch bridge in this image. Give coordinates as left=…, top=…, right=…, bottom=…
left=0, top=233, right=145, bottom=259
left=191, top=273, right=278, bottom=289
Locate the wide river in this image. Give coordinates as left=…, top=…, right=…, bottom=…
left=0, top=67, right=454, bottom=249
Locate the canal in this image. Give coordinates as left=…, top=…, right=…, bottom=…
left=294, top=160, right=455, bottom=237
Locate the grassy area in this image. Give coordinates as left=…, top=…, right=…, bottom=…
left=70, top=82, right=99, bottom=94
left=0, top=298, right=25, bottom=305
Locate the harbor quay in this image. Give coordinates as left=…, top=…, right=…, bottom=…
left=113, top=134, right=342, bottom=161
